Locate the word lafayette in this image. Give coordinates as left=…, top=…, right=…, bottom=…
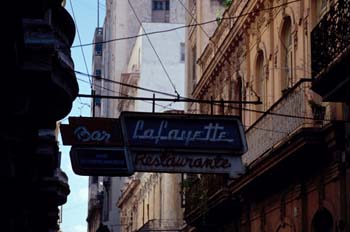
left=134, top=153, right=231, bottom=169
left=132, top=120, right=234, bottom=146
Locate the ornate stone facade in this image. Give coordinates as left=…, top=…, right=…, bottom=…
left=184, top=1, right=350, bottom=231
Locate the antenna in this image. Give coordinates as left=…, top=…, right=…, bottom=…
left=97, top=0, right=100, bottom=28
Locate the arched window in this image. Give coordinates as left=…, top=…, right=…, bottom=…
left=255, top=50, right=265, bottom=112
left=281, top=17, right=292, bottom=93
left=312, top=208, right=333, bottom=232
left=237, top=75, right=243, bottom=117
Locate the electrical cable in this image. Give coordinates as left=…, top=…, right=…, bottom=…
left=178, top=0, right=304, bottom=117
left=70, top=0, right=301, bottom=49
left=76, top=77, right=176, bottom=111
left=68, top=0, right=94, bottom=111
left=75, top=0, right=300, bottom=118
left=77, top=77, right=337, bottom=124
left=177, top=0, right=280, bottom=102
left=127, top=0, right=180, bottom=97
left=68, top=0, right=93, bottom=89
left=73, top=68, right=330, bottom=123
left=68, top=1, right=341, bottom=125
left=75, top=70, right=179, bottom=98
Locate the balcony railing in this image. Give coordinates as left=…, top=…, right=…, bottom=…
left=243, top=80, right=324, bottom=165
left=311, top=0, right=350, bottom=79
left=137, top=219, right=185, bottom=232
left=185, top=81, right=326, bottom=221
left=184, top=174, right=227, bottom=215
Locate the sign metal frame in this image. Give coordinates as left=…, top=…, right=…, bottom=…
left=69, top=146, right=134, bottom=176
left=130, top=151, right=245, bottom=178
left=120, top=111, right=248, bottom=156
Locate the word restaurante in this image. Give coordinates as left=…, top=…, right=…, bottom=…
left=134, top=153, right=232, bottom=169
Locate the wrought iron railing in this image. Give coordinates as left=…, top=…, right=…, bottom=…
left=184, top=174, right=227, bottom=215
left=311, top=0, right=350, bottom=78
left=185, top=81, right=326, bottom=217
left=243, top=80, right=323, bottom=165
left=137, top=219, right=185, bottom=232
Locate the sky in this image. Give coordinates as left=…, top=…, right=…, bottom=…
left=59, top=1, right=105, bottom=232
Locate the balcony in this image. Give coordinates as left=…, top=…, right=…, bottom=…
left=184, top=81, right=329, bottom=229
left=137, top=219, right=184, bottom=232
left=184, top=174, right=238, bottom=228
left=243, top=80, right=326, bottom=165
left=311, top=0, right=350, bottom=101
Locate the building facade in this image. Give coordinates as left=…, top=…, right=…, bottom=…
left=102, top=0, right=186, bottom=118
left=183, top=0, right=350, bottom=232
left=117, top=22, right=186, bottom=232
left=88, top=1, right=186, bottom=232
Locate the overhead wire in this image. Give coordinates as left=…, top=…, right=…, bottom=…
left=74, top=70, right=336, bottom=124
left=70, top=0, right=301, bottom=49
left=177, top=0, right=303, bottom=115
left=153, top=1, right=337, bottom=127
left=68, top=0, right=93, bottom=89
left=68, top=0, right=93, bottom=111
left=68, top=0, right=341, bottom=126
left=127, top=0, right=180, bottom=97
left=176, top=0, right=261, bottom=102
left=73, top=1, right=293, bottom=103
left=73, top=8, right=295, bottom=107
left=177, top=0, right=300, bottom=104
left=76, top=76, right=176, bottom=111
left=75, top=70, right=179, bottom=98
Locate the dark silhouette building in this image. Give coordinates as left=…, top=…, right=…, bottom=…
left=1, top=0, right=78, bottom=231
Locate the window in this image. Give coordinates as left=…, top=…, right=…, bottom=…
left=95, top=97, right=101, bottom=106
left=95, top=69, right=101, bottom=78
left=191, top=45, right=197, bottom=90
left=152, top=0, right=170, bottom=22
left=280, top=16, right=292, bottom=93
left=95, top=43, right=102, bottom=56
left=147, top=204, right=149, bottom=221
left=165, top=0, right=169, bottom=10
left=103, top=190, right=109, bottom=221
left=255, top=50, right=266, bottom=111
left=91, top=176, right=98, bottom=184
left=312, top=208, right=333, bottom=232
left=180, top=42, right=185, bottom=62
left=152, top=0, right=169, bottom=10
left=142, top=200, right=145, bottom=224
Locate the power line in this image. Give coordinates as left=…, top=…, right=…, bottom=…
left=75, top=69, right=331, bottom=123
left=70, top=0, right=301, bottom=49
left=76, top=76, right=176, bottom=111
left=75, top=70, right=179, bottom=98
left=177, top=0, right=260, bottom=101
left=75, top=69, right=262, bottom=105
left=77, top=93, right=262, bottom=105
left=68, top=0, right=93, bottom=89
left=75, top=75, right=339, bottom=135
left=68, top=0, right=93, bottom=109
left=37, top=55, right=259, bottom=107
left=127, top=0, right=180, bottom=96
left=78, top=79, right=337, bottom=123
left=69, top=1, right=337, bottom=125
